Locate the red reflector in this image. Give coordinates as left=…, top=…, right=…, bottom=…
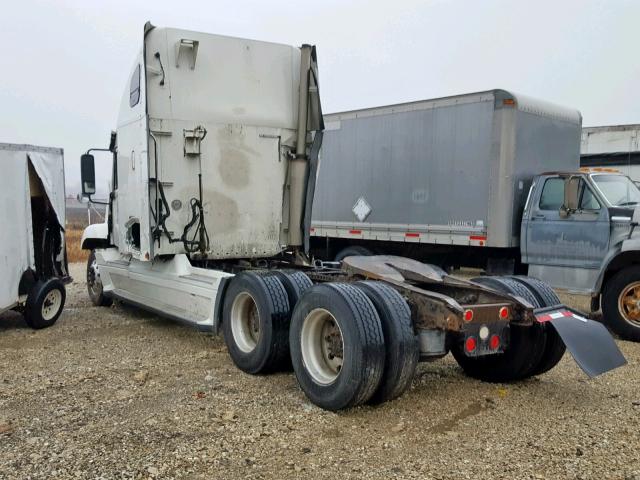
left=469, top=235, right=487, bottom=241
left=499, top=306, right=509, bottom=319
left=463, top=309, right=474, bottom=322
left=405, top=232, right=420, bottom=238
left=349, top=229, right=362, bottom=235
left=489, top=334, right=500, bottom=350
left=465, top=337, right=477, bottom=352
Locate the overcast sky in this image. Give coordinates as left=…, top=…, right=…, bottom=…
left=1, top=0, right=638, bottom=195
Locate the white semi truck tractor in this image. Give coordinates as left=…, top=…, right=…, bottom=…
left=80, top=23, right=625, bottom=411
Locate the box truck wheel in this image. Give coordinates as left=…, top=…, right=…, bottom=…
left=602, top=267, right=640, bottom=341
left=87, top=250, right=112, bottom=307
left=355, top=281, right=418, bottom=404
left=222, top=272, right=291, bottom=374
left=334, top=246, right=373, bottom=262
left=452, top=276, right=547, bottom=382
left=289, top=283, right=385, bottom=410
left=509, top=276, right=566, bottom=375
left=24, top=278, right=66, bottom=329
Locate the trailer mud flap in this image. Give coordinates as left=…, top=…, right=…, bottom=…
left=535, top=308, right=626, bottom=378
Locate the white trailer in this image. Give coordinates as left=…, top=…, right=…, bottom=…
left=80, top=23, right=625, bottom=411
left=0, top=143, right=69, bottom=328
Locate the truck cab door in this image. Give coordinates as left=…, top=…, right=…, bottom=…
left=523, top=175, right=609, bottom=292
left=111, top=56, right=153, bottom=260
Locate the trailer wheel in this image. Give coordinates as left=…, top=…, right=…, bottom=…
left=222, top=272, right=291, bottom=374
left=602, top=266, right=640, bottom=341
left=289, top=283, right=385, bottom=410
left=334, top=246, right=373, bottom=262
left=87, top=250, right=112, bottom=307
left=355, top=281, right=418, bottom=404
left=24, top=278, right=66, bottom=329
left=509, top=276, right=566, bottom=375
left=452, top=276, right=546, bottom=382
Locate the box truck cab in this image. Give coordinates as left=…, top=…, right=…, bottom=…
left=522, top=168, right=640, bottom=340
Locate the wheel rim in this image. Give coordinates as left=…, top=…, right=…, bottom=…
left=87, top=258, right=102, bottom=297
left=230, top=292, right=261, bottom=353
left=300, top=308, right=344, bottom=385
left=618, top=281, right=640, bottom=326
left=42, top=289, right=62, bottom=321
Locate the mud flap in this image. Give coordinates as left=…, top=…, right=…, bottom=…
left=535, top=308, right=626, bottom=377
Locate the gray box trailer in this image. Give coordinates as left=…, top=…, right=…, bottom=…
left=310, top=89, right=582, bottom=268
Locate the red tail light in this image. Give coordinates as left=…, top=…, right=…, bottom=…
left=489, top=334, right=500, bottom=350
left=499, top=306, right=509, bottom=319
left=463, top=309, right=474, bottom=322
left=465, top=336, right=477, bottom=352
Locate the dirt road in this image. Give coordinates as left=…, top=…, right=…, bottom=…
left=1, top=264, right=639, bottom=479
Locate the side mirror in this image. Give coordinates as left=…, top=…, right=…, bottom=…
left=81, top=154, right=96, bottom=196
left=561, top=176, right=580, bottom=217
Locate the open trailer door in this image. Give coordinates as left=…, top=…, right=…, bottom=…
left=0, top=143, right=68, bottom=328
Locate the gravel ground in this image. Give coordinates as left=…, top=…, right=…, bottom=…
left=1, top=263, right=640, bottom=480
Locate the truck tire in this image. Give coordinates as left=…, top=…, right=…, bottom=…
left=355, top=281, right=419, bottom=404
left=602, top=266, right=640, bottom=341
left=87, top=250, right=112, bottom=307
left=222, top=272, right=291, bottom=374
left=260, top=270, right=313, bottom=370
left=24, top=278, right=66, bottom=329
left=271, top=271, right=313, bottom=307
left=452, top=276, right=546, bottom=382
left=289, top=283, right=385, bottom=410
left=509, top=276, right=566, bottom=375
left=334, top=246, right=373, bottom=262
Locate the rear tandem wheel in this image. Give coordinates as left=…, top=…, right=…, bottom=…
left=452, top=276, right=563, bottom=382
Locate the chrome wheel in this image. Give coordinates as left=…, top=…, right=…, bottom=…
left=618, top=281, right=640, bottom=326
left=41, top=288, right=63, bottom=321
left=230, top=292, right=261, bottom=353
left=300, top=308, right=344, bottom=385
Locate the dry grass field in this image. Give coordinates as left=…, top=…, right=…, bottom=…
left=65, top=223, right=88, bottom=263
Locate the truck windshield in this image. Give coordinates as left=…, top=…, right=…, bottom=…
left=592, top=175, right=640, bottom=207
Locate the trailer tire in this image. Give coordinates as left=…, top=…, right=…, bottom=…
left=355, top=281, right=419, bottom=404
left=509, top=276, right=566, bottom=375
left=87, top=250, right=112, bottom=307
left=24, top=278, right=66, bottom=329
left=602, top=266, right=640, bottom=342
left=289, top=283, right=385, bottom=411
left=452, top=276, right=546, bottom=382
left=222, top=272, right=291, bottom=374
left=334, top=246, right=373, bottom=262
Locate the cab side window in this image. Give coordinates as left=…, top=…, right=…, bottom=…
left=129, top=64, right=141, bottom=108
left=539, top=177, right=564, bottom=210
left=579, top=180, right=601, bottom=210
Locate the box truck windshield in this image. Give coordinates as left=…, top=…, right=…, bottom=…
left=592, top=174, right=640, bottom=207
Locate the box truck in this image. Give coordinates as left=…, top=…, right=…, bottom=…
left=311, top=92, right=640, bottom=341
left=0, top=143, right=69, bottom=328
left=79, top=23, right=624, bottom=411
